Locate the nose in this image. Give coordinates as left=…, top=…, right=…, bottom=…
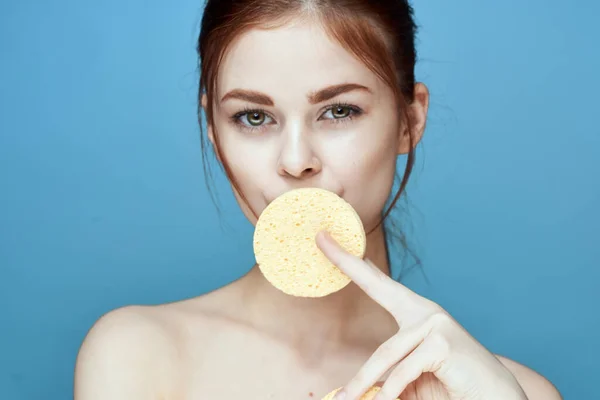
left=277, top=128, right=322, bottom=179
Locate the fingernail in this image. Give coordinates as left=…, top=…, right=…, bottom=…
left=316, top=230, right=330, bottom=243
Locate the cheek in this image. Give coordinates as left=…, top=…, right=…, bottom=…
left=350, top=151, right=397, bottom=227
left=214, top=130, right=274, bottom=219
left=332, top=135, right=398, bottom=230
left=337, top=113, right=401, bottom=228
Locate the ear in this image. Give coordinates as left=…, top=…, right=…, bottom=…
left=201, top=93, right=216, bottom=146
left=398, top=83, right=429, bottom=154
left=201, top=93, right=222, bottom=163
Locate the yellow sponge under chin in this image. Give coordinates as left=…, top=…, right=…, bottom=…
left=253, top=187, right=366, bottom=298
left=321, top=386, right=399, bottom=399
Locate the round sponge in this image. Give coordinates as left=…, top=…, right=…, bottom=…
left=253, top=187, right=366, bottom=297
left=321, top=386, right=399, bottom=399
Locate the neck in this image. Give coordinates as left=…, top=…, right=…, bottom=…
left=238, top=223, right=396, bottom=353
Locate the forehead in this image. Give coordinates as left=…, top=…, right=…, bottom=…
left=217, top=20, right=384, bottom=99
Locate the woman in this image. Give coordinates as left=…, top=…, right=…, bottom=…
left=74, top=1, right=562, bottom=399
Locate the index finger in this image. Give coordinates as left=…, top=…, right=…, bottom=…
left=315, top=230, right=413, bottom=312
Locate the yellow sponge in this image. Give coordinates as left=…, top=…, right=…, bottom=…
left=253, top=187, right=366, bottom=297
left=321, top=386, right=399, bottom=399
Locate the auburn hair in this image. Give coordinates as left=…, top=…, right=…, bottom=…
left=197, top=0, right=422, bottom=278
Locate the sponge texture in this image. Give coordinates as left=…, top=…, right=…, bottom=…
left=253, top=188, right=366, bottom=297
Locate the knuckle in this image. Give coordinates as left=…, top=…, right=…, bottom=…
left=408, top=298, right=444, bottom=319
left=428, top=331, right=451, bottom=356
left=422, top=298, right=445, bottom=313
left=427, top=308, right=452, bottom=327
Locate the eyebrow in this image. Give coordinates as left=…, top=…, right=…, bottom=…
left=220, top=89, right=274, bottom=106
left=220, top=83, right=372, bottom=106
left=308, top=83, right=372, bottom=104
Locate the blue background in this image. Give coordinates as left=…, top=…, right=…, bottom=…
left=1, top=0, right=598, bottom=398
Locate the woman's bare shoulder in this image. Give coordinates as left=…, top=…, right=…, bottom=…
left=74, top=290, right=231, bottom=400
left=74, top=304, right=179, bottom=399
left=76, top=304, right=178, bottom=360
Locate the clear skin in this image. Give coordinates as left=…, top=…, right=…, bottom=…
left=74, top=19, right=561, bottom=400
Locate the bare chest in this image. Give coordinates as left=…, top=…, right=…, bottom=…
left=168, top=339, right=448, bottom=400
left=170, top=334, right=365, bottom=400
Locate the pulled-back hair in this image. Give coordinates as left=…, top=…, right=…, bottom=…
left=197, top=0, right=422, bottom=279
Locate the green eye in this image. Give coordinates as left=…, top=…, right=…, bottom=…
left=321, top=104, right=361, bottom=121
left=332, top=106, right=351, bottom=118
left=246, top=112, right=266, bottom=126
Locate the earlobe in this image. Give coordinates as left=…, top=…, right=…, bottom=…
left=397, top=82, right=430, bottom=154
left=201, top=94, right=216, bottom=146
left=201, top=93, right=223, bottom=164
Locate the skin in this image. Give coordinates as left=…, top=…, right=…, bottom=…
left=74, top=19, right=562, bottom=400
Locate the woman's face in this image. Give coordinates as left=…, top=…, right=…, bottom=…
left=206, top=20, right=425, bottom=231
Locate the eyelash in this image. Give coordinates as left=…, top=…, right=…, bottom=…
left=229, top=102, right=363, bottom=134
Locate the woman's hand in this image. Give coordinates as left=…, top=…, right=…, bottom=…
left=315, top=231, right=528, bottom=400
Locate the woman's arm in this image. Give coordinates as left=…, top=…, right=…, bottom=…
left=315, top=231, right=562, bottom=400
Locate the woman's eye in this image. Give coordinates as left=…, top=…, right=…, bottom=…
left=245, top=112, right=266, bottom=126
left=333, top=106, right=351, bottom=118
left=236, top=111, right=272, bottom=128
left=322, top=105, right=358, bottom=120
left=233, top=104, right=361, bottom=132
